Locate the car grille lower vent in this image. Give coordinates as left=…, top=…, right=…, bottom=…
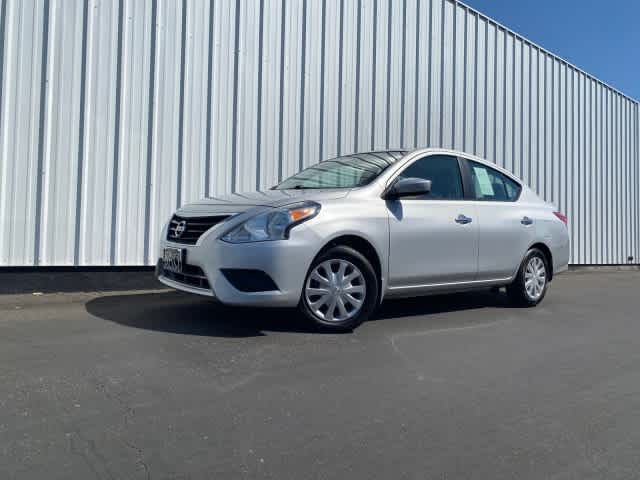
left=161, top=264, right=211, bottom=290
left=167, top=214, right=230, bottom=244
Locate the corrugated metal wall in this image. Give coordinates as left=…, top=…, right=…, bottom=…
left=0, top=0, right=638, bottom=266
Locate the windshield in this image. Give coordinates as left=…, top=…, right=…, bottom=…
left=274, top=151, right=406, bottom=190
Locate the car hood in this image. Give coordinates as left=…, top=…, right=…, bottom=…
left=176, top=189, right=350, bottom=216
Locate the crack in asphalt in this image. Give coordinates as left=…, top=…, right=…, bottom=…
left=91, top=377, right=151, bottom=480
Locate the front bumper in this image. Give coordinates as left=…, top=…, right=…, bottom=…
left=156, top=223, right=319, bottom=307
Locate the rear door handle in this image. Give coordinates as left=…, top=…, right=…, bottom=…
left=521, top=216, right=534, bottom=226
left=455, top=214, right=473, bottom=225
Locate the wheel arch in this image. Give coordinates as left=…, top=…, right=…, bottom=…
left=529, top=242, right=554, bottom=281
left=314, top=234, right=384, bottom=302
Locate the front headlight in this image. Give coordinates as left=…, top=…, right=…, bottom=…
left=221, top=202, right=320, bottom=243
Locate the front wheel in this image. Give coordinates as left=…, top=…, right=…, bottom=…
left=507, top=248, right=550, bottom=307
left=299, top=245, right=379, bottom=331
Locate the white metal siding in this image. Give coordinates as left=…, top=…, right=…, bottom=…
left=0, top=0, right=638, bottom=266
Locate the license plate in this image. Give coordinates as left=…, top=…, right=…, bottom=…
left=163, top=247, right=184, bottom=273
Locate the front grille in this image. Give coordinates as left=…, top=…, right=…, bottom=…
left=167, top=214, right=230, bottom=244
left=160, top=263, right=211, bottom=290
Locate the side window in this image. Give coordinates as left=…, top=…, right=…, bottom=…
left=467, top=160, right=521, bottom=202
left=396, top=155, right=464, bottom=200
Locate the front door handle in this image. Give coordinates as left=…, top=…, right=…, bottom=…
left=521, top=216, right=534, bottom=226
left=455, top=214, right=473, bottom=225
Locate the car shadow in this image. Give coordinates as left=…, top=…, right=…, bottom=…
left=85, top=289, right=511, bottom=338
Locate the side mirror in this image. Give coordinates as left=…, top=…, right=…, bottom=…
left=385, top=177, right=432, bottom=199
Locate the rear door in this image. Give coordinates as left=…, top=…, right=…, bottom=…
left=387, top=154, right=478, bottom=287
left=462, top=159, right=536, bottom=279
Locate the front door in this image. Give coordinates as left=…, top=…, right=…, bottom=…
left=387, top=155, right=478, bottom=288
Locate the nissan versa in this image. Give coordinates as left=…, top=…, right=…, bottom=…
left=157, top=149, right=570, bottom=330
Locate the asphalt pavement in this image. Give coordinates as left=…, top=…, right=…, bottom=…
left=1, top=271, right=640, bottom=479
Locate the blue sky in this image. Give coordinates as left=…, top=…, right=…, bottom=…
left=463, top=0, right=640, bottom=101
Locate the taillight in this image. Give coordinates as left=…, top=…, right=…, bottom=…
left=553, top=211, right=568, bottom=226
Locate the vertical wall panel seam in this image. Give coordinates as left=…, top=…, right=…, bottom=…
left=461, top=8, right=467, bottom=151
left=577, top=71, right=581, bottom=262
left=426, top=0, right=432, bottom=146
left=563, top=64, right=568, bottom=251
left=352, top=0, right=360, bottom=152
left=592, top=83, right=596, bottom=262
left=519, top=40, right=523, bottom=180
left=527, top=42, right=532, bottom=183
left=549, top=59, right=554, bottom=204
left=511, top=34, right=515, bottom=174
left=451, top=1, right=457, bottom=148
left=205, top=0, right=215, bottom=196
left=0, top=0, right=7, bottom=134
left=625, top=100, right=630, bottom=260
left=142, top=0, right=158, bottom=265
left=438, top=0, right=444, bottom=147
left=399, top=0, right=406, bottom=147
left=426, top=0, right=433, bottom=146
left=616, top=94, right=620, bottom=262
left=617, top=94, right=621, bottom=261
left=398, top=0, right=406, bottom=147
left=501, top=31, right=506, bottom=166
left=74, top=0, right=90, bottom=266
left=254, top=0, right=264, bottom=187
left=298, top=0, right=307, bottom=169
left=230, top=0, right=241, bottom=190
left=34, top=0, right=51, bottom=266
left=618, top=95, right=622, bottom=261
left=175, top=0, right=187, bottom=207
left=542, top=54, right=546, bottom=197
left=628, top=101, right=632, bottom=261
left=492, top=26, right=497, bottom=163
left=509, top=34, right=514, bottom=172
left=370, top=0, right=377, bottom=150
left=472, top=10, right=478, bottom=153
left=276, top=0, right=285, bottom=178
left=599, top=86, right=603, bottom=262
left=483, top=18, right=487, bottom=158
left=336, top=0, right=343, bottom=154
left=385, top=0, right=392, bottom=148
left=611, top=93, right=615, bottom=262
left=535, top=49, right=540, bottom=192
left=604, top=89, right=607, bottom=262
left=318, top=0, right=325, bottom=160
left=109, top=0, right=125, bottom=265
left=412, top=0, right=420, bottom=148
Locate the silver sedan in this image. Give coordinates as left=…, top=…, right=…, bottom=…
left=157, top=148, right=570, bottom=330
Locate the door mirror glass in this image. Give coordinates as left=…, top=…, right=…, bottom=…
left=387, top=177, right=432, bottom=199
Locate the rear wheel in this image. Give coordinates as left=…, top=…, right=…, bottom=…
left=299, top=245, right=379, bottom=331
left=507, top=248, right=549, bottom=307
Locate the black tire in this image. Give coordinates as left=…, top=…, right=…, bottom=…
left=299, top=245, right=379, bottom=332
left=507, top=248, right=550, bottom=307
